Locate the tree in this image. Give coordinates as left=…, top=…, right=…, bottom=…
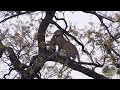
left=0, top=11, right=120, bottom=79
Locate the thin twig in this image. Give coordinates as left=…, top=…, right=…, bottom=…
left=83, top=11, right=118, bottom=43
left=54, top=15, right=68, bottom=30
left=0, top=11, right=34, bottom=23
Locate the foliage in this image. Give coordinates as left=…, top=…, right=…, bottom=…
left=0, top=11, right=120, bottom=79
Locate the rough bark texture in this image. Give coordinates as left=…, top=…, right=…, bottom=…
left=38, top=11, right=56, bottom=55
left=21, top=11, right=56, bottom=79
left=0, top=11, right=111, bottom=79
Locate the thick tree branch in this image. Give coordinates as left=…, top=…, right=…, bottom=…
left=49, top=20, right=89, bottom=54
left=46, top=53, right=109, bottom=79
left=6, top=47, right=28, bottom=70
left=0, top=42, right=5, bottom=58
left=0, top=11, right=111, bottom=79
left=0, top=41, right=29, bottom=79
left=49, top=20, right=95, bottom=64
left=27, top=52, right=108, bottom=79
left=21, top=11, right=56, bottom=79
left=38, top=11, right=56, bottom=55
